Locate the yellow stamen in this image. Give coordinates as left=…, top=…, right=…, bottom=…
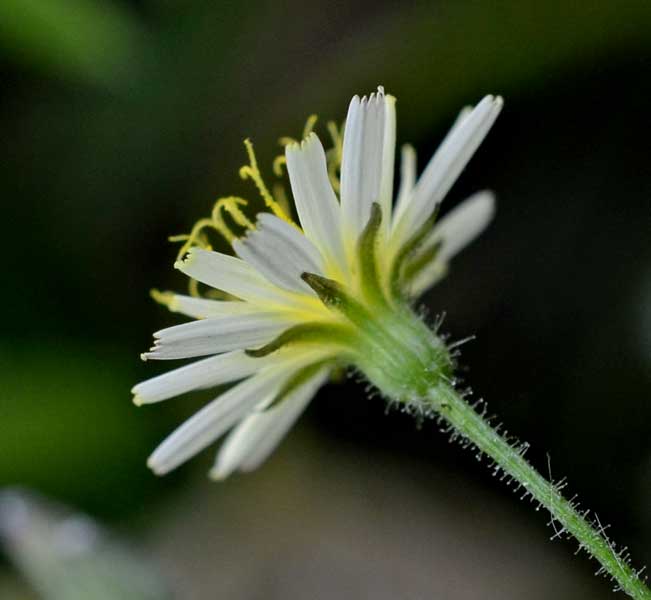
left=239, top=139, right=292, bottom=223
left=272, top=154, right=287, bottom=177
left=272, top=183, right=291, bottom=217
left=278, top=136, right=298, bottom=147
left=188, top=278, right=201, bottom=298
left=302, top=114, right=318, bottom=138
left=274, top=114, right=321, bottom=179
left=212, top=196, right=255, bottom=233
left=169, top=217, right=216, bottom=261
left=325, top=120, right=343, bottom=193
left=169, top=196, right=256, bottom=273
left=150, top=288, right=177, bottom=310
left=327, top=120, right=343, bottom=161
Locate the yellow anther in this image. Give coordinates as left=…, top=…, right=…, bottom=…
left=170, top=217, right=217, bottom=261
left=169, top=196, right=255, bottom=265
left=150, top=288, right=176, bottom=310
left=239, top=138, right=292, bottom=224
left=278, top=136, right=297, bottom=147
left=302, top=114, right=318, bottom=138
left=272, top=154, right=287, bottom=177
left=212, top=196, right=254, bottom=233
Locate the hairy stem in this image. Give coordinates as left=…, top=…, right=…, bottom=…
left=423, top=381, right=650, bottom=599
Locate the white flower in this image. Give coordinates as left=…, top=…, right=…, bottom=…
left=132, top=87, right=502, bottom=480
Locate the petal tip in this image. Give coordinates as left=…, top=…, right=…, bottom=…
left=146, top=456, right=166, bottom=475
left=208, top=467, right=227, bottom=481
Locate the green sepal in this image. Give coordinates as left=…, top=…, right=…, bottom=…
left=245, top=322, right=355, bottom=357
left=357, top=203, right=388, bottom=306
left=301, top=272, right=371, bottom=328
left=301, top=273, right=352, bottom=310
left=302, top=271, right=415, bottom=375
left=262, top=359, right=334, bottom=411
left=389, top=204, right=440, bottom=299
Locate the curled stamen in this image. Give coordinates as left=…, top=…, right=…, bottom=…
left=272, top=154, right=287, bottom=177
left=239, top=139, right=292, bottom=223
left=212, top=196, right=254, bottom=233
left=170, top=197, right=254, bottom=265
left=169, top=217, right=216, bottom=262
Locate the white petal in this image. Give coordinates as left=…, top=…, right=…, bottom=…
left=132, top=350, right=267, bottom=405
left=160, top=294, right=261, bottom=319
left=175, top=248, right=291, bottom=306
left=340, top=89, right=386, bottom=239
left=147, top=351, right=331, bottom=475
left=391, top=144, right=417, bottom=231
left=392, top=105, right=468, bottom=228
left=430, top=190, right=495, bottom=262
left=233, top=214, right=324, bottom=294
left=147, top=368, right=284, bottom=475
left=285, top=134, right=346, bottom=272
left=406, top=191, right=496, bottom=296
left=449, top=104, right=474, bottom=132
left=211, top=367, right=330, bottom=479
left=406, top=261, right=447, bottom=298
left=392, top=95, right=503, bottom=245
left=378, top=93, right=396, bottom=233
left=143, top=313, right=293, bottom=360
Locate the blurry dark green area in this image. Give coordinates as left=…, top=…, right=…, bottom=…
left=0, top=0, right=650, bottom=596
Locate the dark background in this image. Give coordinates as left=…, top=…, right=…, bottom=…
left=1, top=0, right=650, bottom=598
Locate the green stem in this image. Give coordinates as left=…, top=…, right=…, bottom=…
left=314, top=261, right=649, bottom=597
left=424, top=381, right=651, bottom=599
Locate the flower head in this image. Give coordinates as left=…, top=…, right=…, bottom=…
left=132, top=87, right=502, bottom=479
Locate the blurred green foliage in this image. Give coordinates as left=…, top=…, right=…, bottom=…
left=0, top=342, right=160, bottom=516
left=0, top=0, right=142, bottom=87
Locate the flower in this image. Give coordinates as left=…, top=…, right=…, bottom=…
left=132, top=87, right=502, bottom=480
